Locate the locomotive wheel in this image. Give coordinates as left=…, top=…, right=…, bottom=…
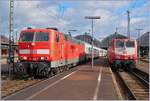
left=14, top=62, right=28, bottom=79
left=56, top=67, right=60, bottom=74
left=110, top=63, right=117, bottom=71
left=53, top=67, right=59, bottom=75
left=41, top=67, right=50, bottom=78
left=59, top=67, right=63, bottom=73
left=66, top=66, right=69, bottom=71
left=127, top=62, right=136, bottom=71
left=50, top=70, right=54, bottom=77
left=36, top=62, right=50, bottom=78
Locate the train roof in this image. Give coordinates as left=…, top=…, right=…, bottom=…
left=63, top=34, right=84, bottom=45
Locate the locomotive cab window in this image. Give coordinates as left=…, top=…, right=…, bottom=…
left=116, top=41, right=124, bottom=48
left=35, top=32, right=49, bottom=41
left=20, top=32, right=34, bottom=42
left=126, top=41, right=134, bottom=47
left=56, top=33, right=59, bottom=42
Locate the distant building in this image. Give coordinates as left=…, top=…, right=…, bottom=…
left=1, top=35, right=18, bottom=57
left=1, top=35, right=9, bottom=56
left=101, top=32, right=127, bottom=49
left=137, top=32, right=149, bottom=57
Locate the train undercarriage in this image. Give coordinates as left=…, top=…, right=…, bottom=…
left=110, top=60, right=136, bottom=71
left=14, top=61, right=70, bottom=78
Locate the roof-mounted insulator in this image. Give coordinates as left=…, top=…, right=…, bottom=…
left=46, top=27, right=58, bottom=31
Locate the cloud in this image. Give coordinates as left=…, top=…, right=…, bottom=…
left=0, top=0, right=149, bottom=40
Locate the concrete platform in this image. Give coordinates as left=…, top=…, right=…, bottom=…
left=137, top=61, right=149, bottom=74
left=3, top=58, right=121, bottom=100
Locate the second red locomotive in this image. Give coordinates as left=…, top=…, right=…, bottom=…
left=107, top=38, right=138, bottom=70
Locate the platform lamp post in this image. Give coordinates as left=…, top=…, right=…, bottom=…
left=85, top=16, right=101, bottom=69
left=136, top=28, right=143, bottom=64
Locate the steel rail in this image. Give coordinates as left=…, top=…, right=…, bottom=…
left=131, top=68, right=149, bottom=88
left=116, top=71, right=136, bottom=100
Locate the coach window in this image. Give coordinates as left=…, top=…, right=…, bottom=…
left=56, top=33, right=59, bottom=42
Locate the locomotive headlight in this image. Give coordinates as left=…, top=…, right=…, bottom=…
left=23, top=56, right=27, bottom=60
left=31, top=42, right=35, bottom=46
left=40, top=57, right=44, bottom=60
left=116, top=55, right=120, bottom=59
left=130, top=55, right=134, bottom=59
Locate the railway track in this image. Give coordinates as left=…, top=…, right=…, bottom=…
left=140, top=59, right=149, bottom=63
left=116, top=69, right=149, bottom=100
left=132, top=68, right=149, bottom=87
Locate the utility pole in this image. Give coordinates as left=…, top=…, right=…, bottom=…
left=127, top=10, right=130, bottom=39
left=136, top=28, right=143, bottom=64
left=85, top=16, right=101, bottom=69
left=116, top=27, right=118, bottom=34
left=8, top=0, right=14, bottom=78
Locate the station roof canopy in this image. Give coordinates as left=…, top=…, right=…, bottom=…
left=101, top=32, right=127, bottom=49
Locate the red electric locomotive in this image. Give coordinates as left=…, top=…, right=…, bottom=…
left=107, top=38, right=138, bottom=70
left=15, top=27, right=85, bottom=77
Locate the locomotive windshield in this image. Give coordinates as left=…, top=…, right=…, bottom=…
left=126, top=41, right=134, bottom=47
left=115, top=40, right=135, bottom=48
left=35, top=32, right=49, bottom=41
left=20, top=32, right=34, bottom=42
left=20, top=32, right=49, bottom=42
left=116, top=41, right=124, bottom=48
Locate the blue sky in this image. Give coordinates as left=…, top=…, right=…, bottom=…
left=0, top=0, right=149, bottom=40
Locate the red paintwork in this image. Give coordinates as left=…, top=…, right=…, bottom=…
left=107, top=38, right=138, bottom=63
left=18, top=28, right=85, bottom=63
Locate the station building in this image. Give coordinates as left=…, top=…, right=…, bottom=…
left=137, top=32, right=149, bottom=57
left=1, top=35, right=18, bottom=58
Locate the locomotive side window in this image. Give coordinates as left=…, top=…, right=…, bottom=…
left=126, top=41, right=134, bottom=47
left=116, top=41, right=124, bottom=48
left=35, top=32, right=49, bottom=41
left=20, top=32, right=34, bottom=42
left=56, top=33, right=59, bottom=42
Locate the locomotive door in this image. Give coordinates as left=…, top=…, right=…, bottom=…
left=60, top=33, right=65, bottom=66
left=61, top=44, right=64, bottom=58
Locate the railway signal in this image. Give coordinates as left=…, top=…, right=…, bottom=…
left=85, top=16, right=101, bottom=69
